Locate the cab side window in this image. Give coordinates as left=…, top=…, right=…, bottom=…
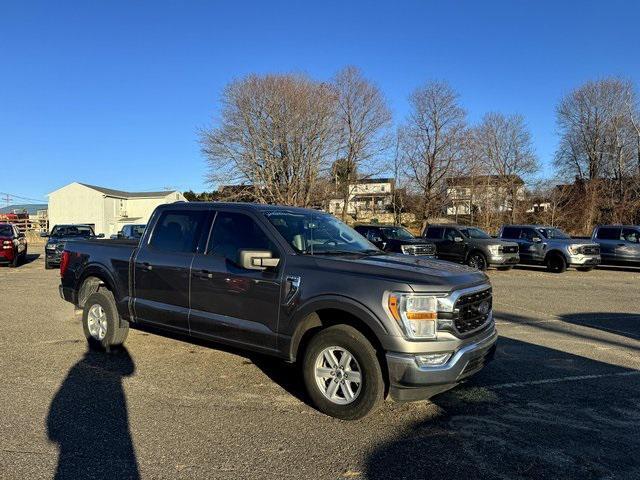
left=425, top=226, right=444, bottom=239
left=596, top=227, right=621, bottom=240
left=520, top=229, right=537, bottom=241
left=150, top=211, right=208, bottom=253
left=621, top=228, right=640, bottom=243
left=208, top=212, right=276, bottom=264
left=501, top=227, right=520, bottom=239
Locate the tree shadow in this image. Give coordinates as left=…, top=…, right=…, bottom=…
left=364, top=337, right=640, bottom=479
left=47, top=347, right=139, bottom=480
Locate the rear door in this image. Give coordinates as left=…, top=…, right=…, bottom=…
left=594, top=227, right=621, bottom=263
left=133, top=209, right=210, bottom=333
left=189, top=210, right=283, bottom=352
left=618, top=228, right=640, bottom=264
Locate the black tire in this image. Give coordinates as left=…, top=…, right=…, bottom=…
left=496, top=265, right=514, bottom=271
left=302, top=324, right=384, bottom=420
left=44, top=257, right=54, bottom=270
left=466, top=251, right=488, bottom=271
left=82, top=290, right=129, bottom=351
left=576, top=266, right=594, bottom=272
left=545, top=253, right=567, bottom=273
left=9, top=251, right=18, bottom=268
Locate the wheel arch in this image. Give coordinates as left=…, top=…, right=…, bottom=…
left=75, top=265, right=121, bottom=309
left=544, top=249, right=568, bottom=263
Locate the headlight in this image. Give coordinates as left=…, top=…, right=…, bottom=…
left=488, top=245, right=501, bottom=255
left=386, top=293, right=440, bottom=339
left=568, top=245, right=582, bottom=255
left=400, top=245, right=409, bottom=254
left=46, top=243, right=57, bottom=250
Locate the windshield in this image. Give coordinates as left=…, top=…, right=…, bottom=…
left=537, top=227, right=570, bottom=239
left=459, top=227, right=491, bottom=239
left=128, top=225, right=146, bottom=238
left=380, top=227, right=415, bottom=240
left=51, top=225, right=94, bottom=237
left=265, top=211, right=378, bottom=255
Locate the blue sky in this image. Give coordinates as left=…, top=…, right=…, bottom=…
left=1, top=0, right=638, bottom=202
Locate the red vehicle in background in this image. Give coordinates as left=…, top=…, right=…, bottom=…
left=0, top=223, right=28, bottom=267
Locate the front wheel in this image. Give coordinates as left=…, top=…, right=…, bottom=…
left=82, top=291, right=129, bottom=351
left=545, top=253, right=567, bottom=273
left=302, top=324, right=384, bottom=420
left=466, top=252, right=488, bottom=271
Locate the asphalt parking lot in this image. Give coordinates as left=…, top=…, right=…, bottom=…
left=1, top=252, right=639, bottom=480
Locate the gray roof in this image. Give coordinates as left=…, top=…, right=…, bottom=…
left=80, top=183, right=175, bottom=198
left=0, top=203, right=48, bottom=215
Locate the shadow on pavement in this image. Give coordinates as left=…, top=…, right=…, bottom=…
left=47, top=347, right=139, bottom=480
left=22, top=253, right=40, bottom=265
left=365, top=336, right=640, bottom=479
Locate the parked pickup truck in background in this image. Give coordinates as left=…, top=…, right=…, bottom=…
left=353, top=224, right=436, bottom=257
left=59, top=203, right=497, bottom=420
left=591, top=225, right=640, bottom=266
left=0, top=223, right=27, bottom=267
left=498, top=224, right=601, bottom=273
left=42, top=224, right=103, bottom=269
left=422, top=224, right=519, bottom=271
left=110, top=224, right=146, bottom=240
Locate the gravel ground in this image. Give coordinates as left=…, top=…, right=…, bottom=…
left=0, top=253, right=639, bottom=479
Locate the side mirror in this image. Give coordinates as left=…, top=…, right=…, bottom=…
left=40, top=232, right=49, bottom=238
left=97, top=233, right=105, bottom=238
left=532, top=237, right=542, bottom=243
left=454, top=236, right=464, bottom=243
left=239, top=250, right=280, bottom=271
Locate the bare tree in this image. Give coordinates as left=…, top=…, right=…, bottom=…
left=332, top=66, right=392, bottom=220
left=475, top=112, right=539, bottom=224
left=554, top=78, right=639, bottom=231
left=399, top=81, right=467, bottom=229
left=200, top=73, right=337, bottom=207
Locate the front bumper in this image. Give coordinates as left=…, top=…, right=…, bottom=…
left=59, top=285, right=77, bottom=304
left=568, top=254, right=601, bottom=266
left=386, top=326, right=498, bottom=401
left=45, top=250, right=62, bottom=265
left=488, top=252, right=519, bottom=266
left=0, top=248, right=16, bottom=262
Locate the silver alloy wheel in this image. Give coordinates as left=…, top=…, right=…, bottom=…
left=87, top=304, right=107, bottom=341
left=314, top=346, right=362, bottom=405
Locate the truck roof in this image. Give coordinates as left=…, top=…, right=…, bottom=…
left=156, top=202, right=327, bottom=215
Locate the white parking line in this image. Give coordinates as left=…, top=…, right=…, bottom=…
left=488, top=370, right=640, bottom=390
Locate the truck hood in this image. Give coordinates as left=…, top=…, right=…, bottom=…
left=545, top=238, right=598, bottom=246
left=312, top=253, right=488, bottom=293
left=466, top=238, right=518, bottom=247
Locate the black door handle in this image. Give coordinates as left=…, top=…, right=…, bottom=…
left=194, top=269, right=213, bottom=279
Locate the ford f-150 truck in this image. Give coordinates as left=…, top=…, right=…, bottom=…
left=59, top=203, right=497, bottom=420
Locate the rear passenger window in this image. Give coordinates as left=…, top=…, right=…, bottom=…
left=596, top=227, right=621, bottom=240
left=444, top=228, right=460, bottom=241
left=208, top=212, right=276, bottom=264
left=150, top=211, right=208, bottom=253
left=425, top=226, right=444, bottom=239
left=501, top=227, right=520, bottom=239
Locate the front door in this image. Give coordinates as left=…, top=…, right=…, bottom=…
left=133, top=209, right=210, bottom=333
left=189, top=210, right=283, bottom=352
left=618, top=228, right=640, bottom=264
left=518, top=228, right=545, bottom=263
left=443, top=227, right=467, bottom=262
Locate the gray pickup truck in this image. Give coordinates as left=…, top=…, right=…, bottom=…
left=423, top=224, right=519, bottom=271
left=591, top=225, right=640, bottom=266
left=59, top=203, right=497, bottom=420
left=498, top=224, right=601, bottom=273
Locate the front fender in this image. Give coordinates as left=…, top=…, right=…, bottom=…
left=284, top=294, right=390, bottom=362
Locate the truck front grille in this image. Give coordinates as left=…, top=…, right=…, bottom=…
left=581, top=245, right=600, bottom=255
left=453, top=288, right=492, bottom=334
left=403, top=244, right=436, bottom=256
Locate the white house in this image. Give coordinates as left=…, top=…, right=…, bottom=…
left=48, top=182, right=186, bottom=236
left=445, top=175, right=526, bottom=216
left=328, top=178, right=395, bottom=217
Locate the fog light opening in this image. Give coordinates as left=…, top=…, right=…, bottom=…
left=415, top=352, right=452, bottom=367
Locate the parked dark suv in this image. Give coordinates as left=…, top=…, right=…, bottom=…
left=591, top=225, right=640, bottom=266
left=354, top=224, right=436, bottom=257
left=59, top=203, right=496, bottom=420
left=43, top=224, right=101, bottom=269
left=422, top=224, right=519, bottom=271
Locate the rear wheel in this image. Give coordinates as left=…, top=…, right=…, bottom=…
left=545, top=253, right=567, bottom=273
left=302, top=324, right=384, bottom=420
left=466, top=252, right=488, bottom=271
left=44, top=257, right=54, bottom=270
left=82, top=290, right=129, bottom=351
left=9, top=251, right=18, bottom=268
